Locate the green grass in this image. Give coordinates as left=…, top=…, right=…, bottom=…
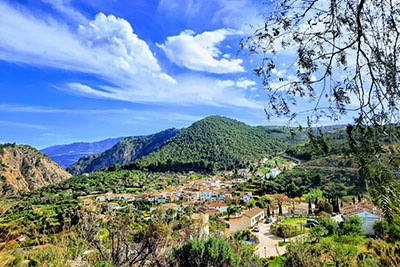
left=267, top=255, right=286, bottom=266
left=278, top=241, right=291, bottom=246
left=324, top=234, right=366, bottom=245
left=280, top=217, right=309, bottom=224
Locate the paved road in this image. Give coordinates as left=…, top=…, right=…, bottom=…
left=253, top=222, right=286, bottom=258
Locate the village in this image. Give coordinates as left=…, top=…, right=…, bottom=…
left=79, top=157, right=383, bottom=258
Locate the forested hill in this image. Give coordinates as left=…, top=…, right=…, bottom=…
left=66, top=128, right=181, bottom=175
left=124, top=116, right=289, bottom=172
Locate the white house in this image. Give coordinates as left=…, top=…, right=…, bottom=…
left=239, top=192, right=253, bottom=203
left=96, top=196, right=106, bottom=202
left=116, top=194, right=131, bottom=200
left=229, top=207, right=265, bottom=233
left=200, top=190, right=213, bottom=201
left=202, top=202, right=228, bottom=213
left=352, top=211, right=381, bottom=235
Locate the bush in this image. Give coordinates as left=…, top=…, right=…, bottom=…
left=170, top=237, right=264, bottom=267
left=318, top=211, right=330, bottom=219
left=373, top=216, right=400, bottom=241
left=317, top=200, right=333, bottom=214
left=318, top=218, right=339, bottom=235
left=341, top=216, right=363, bottom=236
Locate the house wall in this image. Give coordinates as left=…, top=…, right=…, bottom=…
left=249, top=211, right=264, bottom=227
left=229, top=216, right=251, bottom=233
left=352, top=212, right=380, bottom=235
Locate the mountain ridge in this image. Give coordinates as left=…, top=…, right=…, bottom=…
left=66, top=128, right=181, bottom=175
left=41, top=137, right=125, bottom=168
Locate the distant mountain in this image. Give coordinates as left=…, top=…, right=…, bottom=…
left=66, top=128, right=181, bottom=175
left=0, top=144, right=72, bottom=195
left=41, top=137, right=125, bottom=168
left=125, top=116, right=289, bottom=173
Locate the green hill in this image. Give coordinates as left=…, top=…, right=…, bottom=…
left=124, top=116, right=289, bottom=172
left=66, top=128, right=180, bottom=175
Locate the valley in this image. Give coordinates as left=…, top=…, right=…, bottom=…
left=0, top=116, right=398, bottom=266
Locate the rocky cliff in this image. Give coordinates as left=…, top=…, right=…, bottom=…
left=0, top=144, right=72, bottom=195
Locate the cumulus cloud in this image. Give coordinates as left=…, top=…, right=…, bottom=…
left=217, top=78, right=257, bottom=89
left=158, top=29, right=245, bottom=74
left=0, top=2, right=262, bottom=109
left=0, top=3, right=172, bottom=85
left=236, top=78, right=256, bottom=89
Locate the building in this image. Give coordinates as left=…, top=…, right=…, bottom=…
left=200, top=190, right=213, bottom=201
left=239, top=192, right=253, bottom=203
left=197, top=201, right=228, bottom=215
left=352, top=211, right=381, bottom=235
left=229, top=207, right=265, bottom=233
left=202, top=202, right=228, bottom=213
left=162, top=203, right=182, bottom=211
left=182, top=201, right=196, bottom=208
left=341, top=200, right=381, bottom=235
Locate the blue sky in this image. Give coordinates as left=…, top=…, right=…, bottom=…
left=0, top=0, right=351, bottom=149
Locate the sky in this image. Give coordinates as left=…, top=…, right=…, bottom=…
left=0, top=0, right=352, bottom=149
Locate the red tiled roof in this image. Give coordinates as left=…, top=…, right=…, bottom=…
left=204, top=201, right=227, bottom=207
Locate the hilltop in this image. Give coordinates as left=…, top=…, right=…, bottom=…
left=0, top=144, right=72, bottom=195
left=125, top=116, right=289, bottom=172
left=66, top=128, right=181, bottom=175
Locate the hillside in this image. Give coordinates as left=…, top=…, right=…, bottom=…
left=41, top=137, right=125, bottom=168
left=285, top=127, right=349, bottom=160
left=0, top=144, right=72, bottom=195
left=125, top=116, right=289, bottom=172
left=66, top=128, right=181, bottom=175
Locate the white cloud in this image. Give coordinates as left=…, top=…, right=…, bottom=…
left=236, top=78, right=256, bottom=89
left=63, top=74, right=263, bottom=109
left=41, top=0, right=87, bottom=24
left=0, top=3, right=172, bottom=86
left=158, top=29, right=245, bottom=74
left=271, top=68, right=286, bottom=78
left=0, top=120, right=47, bottom=130
left=157, top=0, right=265, bottom=33
left=217, top=78, right=257, bottom=90
left=0, top=2, right=262, bottom=109
left=217, top=79, right=235, bottom=87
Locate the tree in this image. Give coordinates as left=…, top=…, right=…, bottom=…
left=308, top=225, right=328, bottom=242
left=316, top=199, right=333, bottom=214
left=341, top=216, right=363, bottom=236
left=273, top=193, right=289, bottom=216
left=243, top=0, right=400, bottom=129
left=169, top=237, right=264, bottom=267
left=322, top=240, right=358, bottom=267
left=284, top=238, right=323, bottom=267
left=318, top=218, right=339, bottom=235
left=78, top=208, right=174, bottom=266
left=243, top=0, right=400, bottom=220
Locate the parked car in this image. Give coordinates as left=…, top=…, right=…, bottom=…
left=307, top=219, right=319, bottom=225
left=304, top=222, right=316, bottom=228
left=264, top=218, right=272, bottom=224
left=252, top=226, right=260, bottom=232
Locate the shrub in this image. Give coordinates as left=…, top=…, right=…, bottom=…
left=318, top=218, right=339, bottom=235
left=318, top=211, right=330, bottom=219
left=341, top=216, right=363, bottom=236
left=317, top=200, right=333, bottom=214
